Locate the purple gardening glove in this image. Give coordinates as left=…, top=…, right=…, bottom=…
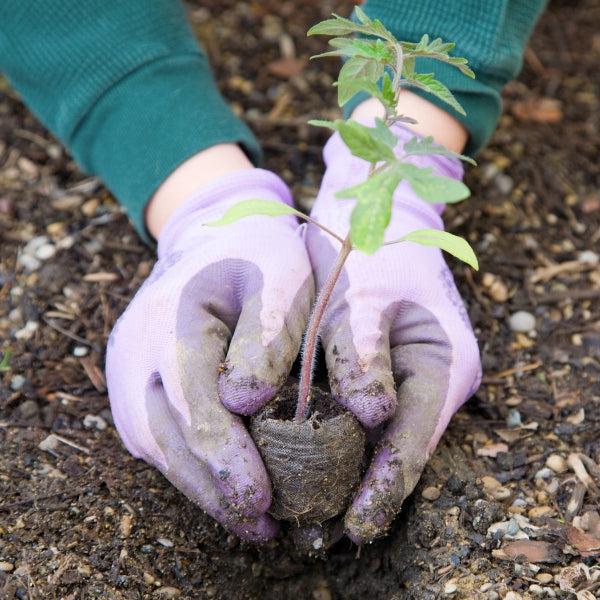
left=106, top=169, right=313, bottom=542
left=307, top=125, right=482, bottom=543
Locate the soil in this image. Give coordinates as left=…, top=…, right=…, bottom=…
left=1, top=0, right=600, bottom=598
left=250, top=382, right=365, bottom=527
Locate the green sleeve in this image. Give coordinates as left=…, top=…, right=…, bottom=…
left=345, top=0, right=548, bottom=156
left=0, top=0, right=261, bottom=238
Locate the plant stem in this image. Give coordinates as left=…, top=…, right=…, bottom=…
left=295, top=234, right=353, bottom=422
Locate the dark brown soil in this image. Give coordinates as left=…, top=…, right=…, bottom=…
left=251, top=382, right=365, bottom=527
left=1, top=0, right=600, bottom=598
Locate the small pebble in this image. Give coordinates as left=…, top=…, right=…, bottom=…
left=480, top=583, right=493, bottom=592
left=528, top=506, right=555, bottom=519
left=73, top=346, right=89, bottom=357
left=18, top=399, right=38, bottom=419
left=545, top=454, right=567, bottom=473
left=443, top=581, right=457, bottom=595
left=509, top=311, right=536, bottom=333
left=14, top=320, right=39, bottom=340
left=504, top=593, right=522, bottom=600
left=421, top=486, right=441, bottom=501
left=35, top=243, right=56, bottom=260
left=143, top=572, right=155, bottom=585
left=10, top=374, right=26, bottom=391
left=154, top=587, right=180, bottom=598
left=157, top=538, right=173, bottom=548
left=495, top=173, right=514, bottom=194
left=506, top=409, right=522, bottom=428
left=18, top=253, right=41, bottom=272
left=83, top=414, right=107, bottom=431
left=489, top=280, right=508, bottom=303
left=528, top=585, right=544, bottom=596
left=535, top=573, right=553, bottom=584
left=534, top=468, right=552, bottom=480
left=0, top=561, right=14, bottom=572
left=492, top=487, right=512, bottom=501
left=481, top=476, right=502, bottom=492
left=579, top=250, right=599, bottom=264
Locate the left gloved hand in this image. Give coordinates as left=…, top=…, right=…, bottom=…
left=306, top=124, right=482, bottom=543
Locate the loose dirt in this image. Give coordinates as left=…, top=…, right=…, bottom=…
left=1, top=1, right=599, bottom=598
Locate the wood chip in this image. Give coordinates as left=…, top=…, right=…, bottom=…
left=512, top=97, right=563, bottom=123
left=566, top=483, right=587, bottom=521
left=564, top=524, right=600, bottom=557
left=83, top=272, right=119, bottom=283
left=267, top=57, right=306, bottom=78
left=477, top=443, right=509, bottom=458
left=80, top=356, right=106, bottom=392
left=498, top=540, right=563, bottom=563
left=568, top=454, right=600, bottom=497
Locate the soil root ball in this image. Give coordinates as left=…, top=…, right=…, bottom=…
left=251, top=385, right=365, bottom=525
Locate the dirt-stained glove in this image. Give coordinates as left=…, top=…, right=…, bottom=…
left=306, top=125, right=482, bottom=543
left=106, top=169, right=313, bottom=542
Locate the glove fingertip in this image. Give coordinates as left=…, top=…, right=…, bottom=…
left=218, top=374, right=276, bottom=416
left=340, top=391, right=397, bottom=429
left=229, top=513, right=279, bottom=544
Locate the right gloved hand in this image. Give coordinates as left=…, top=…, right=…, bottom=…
left=106, top=169, right=314, bottom=542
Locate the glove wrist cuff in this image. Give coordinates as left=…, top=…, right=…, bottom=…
left=157, top=168, right=293, bottom=258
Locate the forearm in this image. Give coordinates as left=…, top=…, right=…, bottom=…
left=0, top=0, right=261, bottom=240
left=347, top=0, right=548, bottom=155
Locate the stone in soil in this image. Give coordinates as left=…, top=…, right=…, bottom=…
left=508, top=311, right=536, bottom=332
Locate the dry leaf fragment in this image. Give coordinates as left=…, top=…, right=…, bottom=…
left=512, top=97, right=563, bottom=123
left=500, top=540, right=563, bottom=563
left=80, top=356, right=106, bottom=392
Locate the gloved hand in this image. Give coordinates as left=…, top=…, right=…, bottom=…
left=106, top=169, right=313, bottom=542
left=306, top=124, right=482, bottom=543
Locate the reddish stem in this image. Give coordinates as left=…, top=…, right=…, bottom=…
left=295, top=235, right=353, bottom=422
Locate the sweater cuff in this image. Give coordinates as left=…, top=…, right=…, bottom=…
left=70, top=52, right=262, bottom=240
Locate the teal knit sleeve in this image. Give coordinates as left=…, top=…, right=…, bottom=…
left=344, top=0, right=548, bottom=155
left=0, top=0, right=261, bottom=238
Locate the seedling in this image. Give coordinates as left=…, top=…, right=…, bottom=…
left=209, top=8, right=479, bottom=529
left=210, top=6, right=478, bottom=422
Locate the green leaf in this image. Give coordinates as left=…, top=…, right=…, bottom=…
left=404, top=135, right=476, bottom=165
left=335, top=76, right=383, bottom=107
left=307, top=18, right=364, bottom=37
left=395, top=163, right=470, bottom=203
left=0, top=349, right=12, bottom=372
left=353, top=5, right=370, bottom=24
left=342, top=168, right=403, bottom=254
left=372, top=117, right=397, bottom=149
left=205, top=200, right=306, bottom=226
left=381, top=71, right=396, bottom=109
left=338, top=56, right=384, bottom=88
left=398, top=229, right=478, bottom=270
left=401, top=35, right=475, bottom=78
left=337, top=120, right=397, bottom=163
left=404, top=72, right=466, bottom=115
left=307, top=118, right=340, bottom=131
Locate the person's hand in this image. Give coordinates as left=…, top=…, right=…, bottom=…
left=106, top=169, right=313, bottom=542
left=306, top=125, right=482, bottom=543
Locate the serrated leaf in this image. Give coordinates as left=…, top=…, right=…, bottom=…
left=205, top=200, right=306, bottom=226
left=404, top=135, right=476, bottom=165
left=335, top=76, right=383, bottom=107
left=342, top=168, right=403, bottom=254
left=338, top=56, right=384, bottom=86
left=395, top=163, right=470, bottom=203
left=405, top=72, right=465, bottom=115
left=307, top=18, right=363, bottom=37
left=399, top=229, right=478, bottom=269
left=353, top=5, right=370, bottom=24
left=372, top=117, right=397, bottom=148
left=381, top=71, right=396, bottom=109
left=337, top=120, right=397, bottom=163
left=308, top=12, right=395, bottom=42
